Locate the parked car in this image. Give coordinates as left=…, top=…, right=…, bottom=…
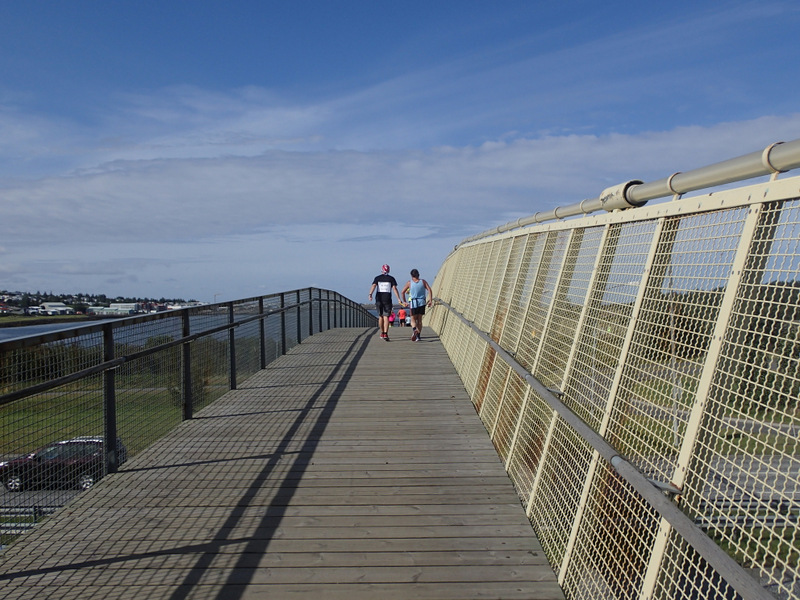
left=0, top=436, right=127, bottom=492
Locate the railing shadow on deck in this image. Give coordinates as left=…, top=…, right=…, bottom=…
left=165, top=329, right=373, bottom=600
left=0, top=329, right=372, bottom=586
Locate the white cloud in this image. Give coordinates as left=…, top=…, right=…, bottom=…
left=4, top=113, right=800, bottom=256
left=0, top=223, right=455, bottom=303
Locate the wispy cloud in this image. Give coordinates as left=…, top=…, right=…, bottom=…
left=4, top=113, right=799, bottom=249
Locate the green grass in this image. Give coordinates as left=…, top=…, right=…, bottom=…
left=1, top=387, right=193, bottom=457
left=715, top=520, right=800, bottom=569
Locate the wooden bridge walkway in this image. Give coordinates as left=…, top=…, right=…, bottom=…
left=0, top=327, right=563, bottom=599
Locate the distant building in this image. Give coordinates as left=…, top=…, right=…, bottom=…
left=109, top=303, right=141, bottom=314
left=39, top=302, right=74, bottom=315
left=88, top=303, right=142, bottom=316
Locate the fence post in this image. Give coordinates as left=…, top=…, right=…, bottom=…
left=228, top=302, right=237, bottom=390
left=318, top=289, right=323, bottom=333
left=296, top=290, right=302, bottom=343
left=102, top=324, right=119, bottom=474
left=182, top=310, right=193, bottom=420
left=326, top=290, right=331, bottom=330
left=280, top=293, right=287, bottom=355
left=308, top=288, right=314, bottom=338
left=258, top=297, right=266, bottom=369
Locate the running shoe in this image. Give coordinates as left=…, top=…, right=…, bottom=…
left=411, top=330, right=418, bottom=342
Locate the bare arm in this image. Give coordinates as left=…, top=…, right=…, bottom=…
left=400, top=282, right=410, bottom=305
left=424, top=280, right=433, bottom=306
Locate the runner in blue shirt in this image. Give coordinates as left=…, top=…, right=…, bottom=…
left=400, top=269, right=433, bottom=342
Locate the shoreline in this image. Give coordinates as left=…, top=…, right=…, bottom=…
left=0, top=315, right=111, bottom=329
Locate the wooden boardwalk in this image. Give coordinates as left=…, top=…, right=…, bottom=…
left=0, top=328, right=563, bottom=600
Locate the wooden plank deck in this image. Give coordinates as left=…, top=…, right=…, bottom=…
left=0, top=327, right=564, bottom=600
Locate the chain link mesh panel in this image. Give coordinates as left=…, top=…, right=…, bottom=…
left=678, top=199, right=800, bottom=599
left=506, top=388, right=553, bottom=503
left=491, top=368, right=527, bottom=464
left=563, top=220, right=657, bottom=431
left=516, top=230, right=570, bottom=373
left=528, top=418, right=594, bottom=569
left=498, top=233, right=544, bottom=351
left=0, top=331, right=104, bottom=398
left=562, top=460, right=660, bottom=599
left=611, top=208, right=749, bottom=482
left=537, top=226, right=604, bottom=393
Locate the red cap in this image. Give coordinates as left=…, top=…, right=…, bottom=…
left=382, top=264, right=390, bottom=273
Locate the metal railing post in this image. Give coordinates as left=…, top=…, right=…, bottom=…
left=326, top=290, right=331, bottom=330
left=182, top=310, right=193, bottom=420
left=228, top=302, right=236, bottom=390
left=308, top=288, right=314, bottom=338
left=280, top=292, right=287, bottom=355
left=102, top=324, right=119, bottom=474
left=318, top=289, right=323, bottom=333
left=296, top=290, right=302, bottom=343
left=258, top=297, right=266, bottom=369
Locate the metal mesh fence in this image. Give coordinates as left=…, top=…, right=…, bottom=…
left=429, top=174, right=800, bottom=599
left=0, top=289, right=373, bottom=549
left=0, top=331, right=104, bottom=399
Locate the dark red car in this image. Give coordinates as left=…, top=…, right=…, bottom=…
left=0, top=436, right=127, bottom=492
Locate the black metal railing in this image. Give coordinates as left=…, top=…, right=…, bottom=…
left=0, top=288, right=374, bottom=547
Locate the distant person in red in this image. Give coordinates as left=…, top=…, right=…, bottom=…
left=397, top=307, right=407, bottom=327
left=400, top=268, right=433, bottom=342
left=368, top=264, right=402, bottom=341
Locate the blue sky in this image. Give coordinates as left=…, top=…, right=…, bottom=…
left=2, top=1, right=800, bottom=303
